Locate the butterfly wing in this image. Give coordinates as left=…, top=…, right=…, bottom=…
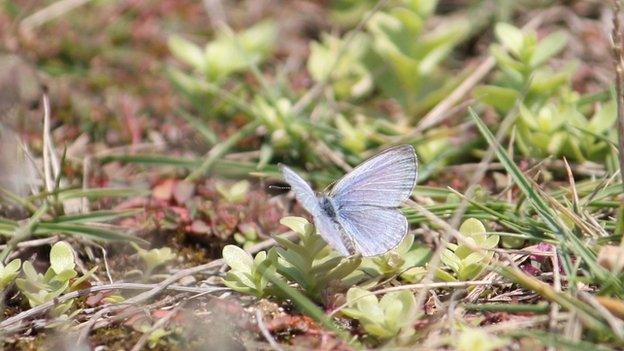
left=313, top=212, right=351, bottom=256
left=279, top=164, right=320, bottom=215
left=330, top=145, right=417, bottom=208
left=336, top=205, right=408, bottom=256
left=279, top=164, right=350, bottom=256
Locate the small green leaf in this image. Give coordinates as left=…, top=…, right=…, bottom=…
left=216, top=180, right=250, bottom=203
left=589, top=99, right=617, bottom=134
left=529, top=31, right=567, bottom=68
left=50, top=241, right=75, bottom=275
left=138, top=246, right=176, bottom=273
left=495, top=23, right=525, bottom=57
left=457, top=328, right=509, bottom=351
left=168, top=35, right=205, bottom=70
left=4, top=258, right=21, bottom=273
left=474, top=85, right=519, bottom=112
left=459, top=218, right=487, bottom=242
left=440, top=249, right=461, bottom=273
left=222, top=245, right=254, bottom=274
left=279, top=216, right=311, bottom=235
left=0, top=258, right=21, bottom=290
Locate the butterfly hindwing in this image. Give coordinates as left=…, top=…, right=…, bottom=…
left=313, top=211, right=351, bottom=256
left=330, top=145, right=417, bottom=208
left=336, top=205, right=407, bottom=256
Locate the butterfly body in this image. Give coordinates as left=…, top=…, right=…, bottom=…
left=319, top=196, right=338, bottom=219
left=280, top=145, right=418, bottom=257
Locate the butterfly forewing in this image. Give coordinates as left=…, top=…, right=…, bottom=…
left=279, top=165, right=320, bottom=215
left=336, top=206, right=408, bottom=256
left=330, top=145, right=417, bottom=208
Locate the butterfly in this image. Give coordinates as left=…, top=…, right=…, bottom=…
left=279, top=145, right=418, bottom=257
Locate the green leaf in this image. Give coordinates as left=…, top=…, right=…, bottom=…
left=22, top=261, right=41, bottom=284
left=218, top=180, right=250, bottom=203
left=407, top=0, right=438, bottom=17
left=4, top=258, right=21, bottom=274
left=441, top=249, right=461, bottom=273
left=457, top=328, right=509, bottom=351
left=483, top=234, right=500, bottom=249
left=222, top=245, right=254, bottom=274
left=0, top=258, right=21, bottom=289
left=168, top=35, right=205, bottom=70
left=50, top=242, right=75, bottom=275
left=323, top=256, right=362, bottom=283
left=588, top=99, right=617, bottom=134
left=51, top=269, right=77, bottom=282
left=239, top=20, right=278, bottom=58
left=494, top=23, right=524, bottom=57
left=529, top=31, right=567, bottom=68
left=462, top=252, right=486, bottom=267
left=49, top=210, right=140, bottom=224
left=56, top=188, right=148, bottom=201
left=36, top=223, right=148, bottom=244
left=474, top=85, right=519, bottom=112
left=436, top=268, right=458, bottom=282
left=139, top=246, right=176, bottom=273
left=279, top=216, right=311, bottom=236
left=530, top=69, right=573, bottom=93
left=71, top=266, right=98, bottom=289
left=459, top=218, right=486, bottom=242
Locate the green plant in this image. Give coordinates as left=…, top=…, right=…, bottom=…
left=251, top=96, right=309, bottom=156
left=271, top=217, right=362, bottom=302
left=514, top=95, right=617, bottom=161
left=169, top=20, right=277, bottom=84
left=0, top=258, right=21, bottom=291
left=470, top=108, right=623, bottom=296
left=342, top=287, right=416, bottom=340
left=132, top=243, right=176, bottom=278
left=222, top=244, right=274, bottom=298
left=233, top=223, right=262, bottom=250
left=365, top=0, right=469, bottom=114
left=307, top=32, right=373, bottom=100
left=437, top=218, right=499, bottom=281
left=362, top=233, right=429, bottom=282
left=15, top=241, right=96, bottom=317
left=455, top=328, right=509, bottom=351
left=216, top=180, right=250, bottom=204
left=476, top=22, right=617, bottom=162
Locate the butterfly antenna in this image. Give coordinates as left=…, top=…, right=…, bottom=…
left=323, top=180, right=337, bottom=192
left=268, top=184, right=291, bottom=190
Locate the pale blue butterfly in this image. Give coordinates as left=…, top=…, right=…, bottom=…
left=279, top=145, right=418, bottom=257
